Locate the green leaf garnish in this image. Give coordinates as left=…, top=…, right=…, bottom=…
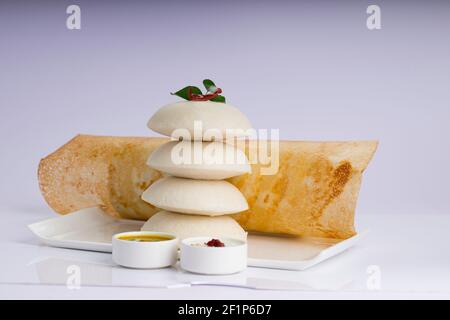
left=171, top=80, right=226, bottom=103
left=209, top=95, right=226, bottom=103
left=171, top=86, right=202, bottom=100
left=203, top=79, right=216, bottom=92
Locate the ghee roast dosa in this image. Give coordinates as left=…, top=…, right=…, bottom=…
left=38, top=135, right=377, bottom=239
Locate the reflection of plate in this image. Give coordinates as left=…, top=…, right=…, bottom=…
left=32, top=257, right=186, bottom=288
left=28, top=207, right=364, bottom=271
left=30, top=257, right=354, bottom=291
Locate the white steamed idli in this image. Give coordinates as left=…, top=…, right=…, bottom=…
left=147, top=140, right=251, bottom=180
left=147, top=101, right=252, bottom=141
left=141, top=176, right=249, bottom=216
left=141, top=210, right=247, bottom=241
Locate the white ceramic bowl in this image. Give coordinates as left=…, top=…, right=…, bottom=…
left=180, top=237, right=247, bottom=275
left=112, top=231, right=178, bottom=269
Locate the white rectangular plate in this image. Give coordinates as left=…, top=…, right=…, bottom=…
left=28, top=207, right=363, bottom=271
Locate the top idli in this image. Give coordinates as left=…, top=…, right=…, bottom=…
left=147, top=101, right=252, bottom=141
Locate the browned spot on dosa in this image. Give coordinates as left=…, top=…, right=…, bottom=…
left=331, top=161, right=352, bottom=198
left=38, top=136, right=378, bottom=239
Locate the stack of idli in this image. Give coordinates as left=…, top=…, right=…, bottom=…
left=141, top=100, right=253, bottom=241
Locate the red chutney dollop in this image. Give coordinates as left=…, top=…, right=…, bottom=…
left=205, top=239, right=225, bottom=247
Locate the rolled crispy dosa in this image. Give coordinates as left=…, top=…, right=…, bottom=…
left=38, top=135, right=377, bottom=239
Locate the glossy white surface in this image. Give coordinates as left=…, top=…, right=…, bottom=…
left=27, top=207, right=361, bottom=270
left=1, top=206, right=450, bottom=299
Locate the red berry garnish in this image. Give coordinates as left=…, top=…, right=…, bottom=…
left=205, top=239, right=225, bottom=247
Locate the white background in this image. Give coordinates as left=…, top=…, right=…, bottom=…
left=0, top=0, right=449, bottom=299
left=1, top=1, right=450, bottom=215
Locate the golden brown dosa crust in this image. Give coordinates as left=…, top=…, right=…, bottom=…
left=38, top=135, right=378, bottom=239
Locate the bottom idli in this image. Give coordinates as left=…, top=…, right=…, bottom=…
left=141, top=210, right=247, bottom=242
